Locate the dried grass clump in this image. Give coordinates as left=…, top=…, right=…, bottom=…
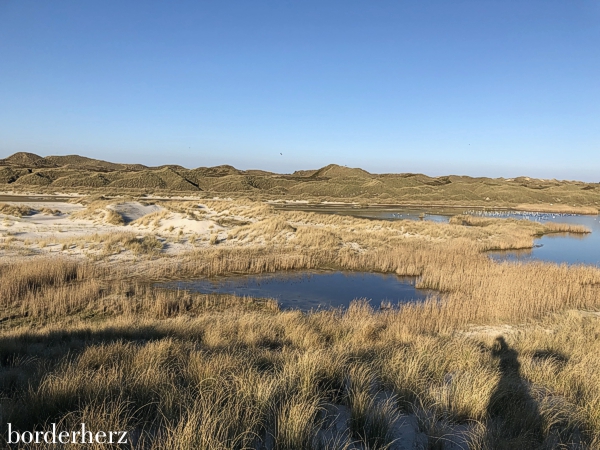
left=131, top=210, right=170, bottom=227
left=69, top=200, right=126, bottom=225
left=214, top=216, right=251, bottom=227
left=0, top=258, right=86, bottom=306
left=40, top=207, right=61, bottom=216
left=201, top=198, right=273, bottom=219
left=347, top=365, right=399, bottom=448
left=160, top=201, right=205, bottom=215
left=104, top=208, right=125, bottom=226
left=543, top=222, right=591, bottom=234
left=70, top=200, right=119, bottom=221
left=99, top=232, right=162, bottom=255
left=227, top=217, right=296, bottom=243
left=123, top=235, right=163, bottom=254
left=450, top=214, right=590, bottom=237
left=0, top=203, right=34, bottom=217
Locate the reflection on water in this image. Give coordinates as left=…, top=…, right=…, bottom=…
left=347, top=209, right=451, bottom=223
left=157, top=271, right=432, bottom=311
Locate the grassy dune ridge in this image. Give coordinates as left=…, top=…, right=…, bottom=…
left=2, top=152, right=600, bottom=211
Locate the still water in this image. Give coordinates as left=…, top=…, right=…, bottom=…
left=273, top=204, right=457, bottom=223
left=484, top=212, right=600, bottom=266
left=158, top=271, right=431, bottom=311
left=0, top=195, right=72, bottom=202
left=277, top=204, right=599, bottom=266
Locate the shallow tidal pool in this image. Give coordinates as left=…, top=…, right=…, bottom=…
left=157, top=271, right=432, bottom=311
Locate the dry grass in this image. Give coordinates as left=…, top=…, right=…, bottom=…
left=142, top=242, right=600, bottom=331
left=543, top=221, right=591, bottom=234
left=200, top=198, right=272, bottom=218
left=515, top=203, right=599, bottom=215
left=450, top=214, right=592, bottom=243
left=0, top=269, right=598, bottom=448
left=0, top=202, right=34, bottom=217
left=450, top=214, right=591, bottom=235
left=104, top=208, right=125, bottom=226
left=1, top=197, right=599, bottom=447
left=6, top=232, right=165, bottom=259
left=131, top=209, right=169, bottom=227
left=40, top=207, right=61, bottom=216
left=7, top=196, right=585, bottom=260
left=70, top=200, right=126, bottom=225
left=92, top=232, right=163, bottom=257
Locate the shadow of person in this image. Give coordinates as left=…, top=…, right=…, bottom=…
left=485, top=336, right=544, bottom=449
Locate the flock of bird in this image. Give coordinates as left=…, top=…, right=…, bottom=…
left=385, top=210, right=583, bottom=221
left=465, top=210, right=576, bottom=220
left=389, top=213, right=421, bottom=219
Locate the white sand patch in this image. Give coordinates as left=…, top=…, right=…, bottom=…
left=1, top=197, right=272, bottom=261
left=109, top=202, right=163, bottom=223
left=0, top=214, right=116, bottom=242
left=151, top=212, right=223, bottom=235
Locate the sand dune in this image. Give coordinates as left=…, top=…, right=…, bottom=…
left=1, top=152, right=598, bottom=212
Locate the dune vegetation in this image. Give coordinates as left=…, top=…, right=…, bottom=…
left=1, top=152, right=600, bottom=213
left=0, top=193, right=599, bottom=449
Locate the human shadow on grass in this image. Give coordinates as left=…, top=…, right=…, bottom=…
left=483, top=336, right=544, bottom=450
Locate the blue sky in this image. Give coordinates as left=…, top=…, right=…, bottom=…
left=0, top=1, right=598, bottom=180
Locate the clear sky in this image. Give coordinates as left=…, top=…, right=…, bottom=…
left=0, top=1, right=598, bottom=180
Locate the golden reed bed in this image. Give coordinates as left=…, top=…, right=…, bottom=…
left=0, top=200, right=598, bottom=448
